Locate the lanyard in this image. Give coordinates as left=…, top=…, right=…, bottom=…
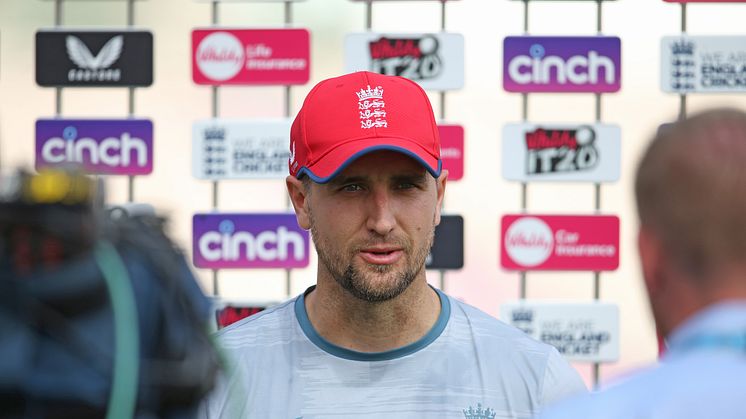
left=676, top=332, right=746, bottom=354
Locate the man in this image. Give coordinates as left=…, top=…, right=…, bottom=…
left=539, top=108, right=746, bottom=419
left=201, top=71, right=586, bottom=418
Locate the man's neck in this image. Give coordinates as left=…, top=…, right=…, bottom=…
left=304, top=277, right=441, bottom=353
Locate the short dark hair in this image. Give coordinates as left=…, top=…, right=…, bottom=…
left=635, top=108, right=746, bottom=277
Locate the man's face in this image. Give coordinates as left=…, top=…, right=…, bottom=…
left=302, top=151, right=446, bottom=302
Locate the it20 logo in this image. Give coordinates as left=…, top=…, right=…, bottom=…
left=525, top=126, right=599, bottom=175
left=368, top=35, right=442, bottom=81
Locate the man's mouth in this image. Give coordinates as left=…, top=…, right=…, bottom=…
left=359, top=247, right=404, bottom=265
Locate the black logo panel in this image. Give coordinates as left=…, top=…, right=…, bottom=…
left=36, top=30, right=153, bottom=87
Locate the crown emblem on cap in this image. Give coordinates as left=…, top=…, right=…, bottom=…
left=356, top=85, right=384, bottom=101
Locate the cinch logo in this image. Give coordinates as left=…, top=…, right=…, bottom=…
left=66, top=35, right=123, bottom=82
left=198, top=219, right=306, bottom=262
left=504, top=217, right=554, bottom=267
left=369, top=35, right=442, bottom=81
left=525, top=126, right=598, bottom=175
left=508, top=43, right=616, bottom=86
left=196, top=32, right=245, bottom=81
left=41, top=126, right=148, bottom=168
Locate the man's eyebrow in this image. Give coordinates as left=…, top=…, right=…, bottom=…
left=327, top=175, right=367, bottom=187
left=392, top=172, right=428, bottom=183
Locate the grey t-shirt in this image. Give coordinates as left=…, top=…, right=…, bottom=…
left=201, top=287, right=586, bottom=418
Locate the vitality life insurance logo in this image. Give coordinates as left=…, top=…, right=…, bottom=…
left=503, top=36, right=621, bottom=93
left=35, top=119, right=153, bottom=175
left=192, top=29, right=310, bottom=85
left=192, top=213, right=310, bottom=269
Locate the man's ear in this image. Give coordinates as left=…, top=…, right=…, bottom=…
left=433, top=169, right=448, bottom=226
left=286, top=176, right=311, bottom=230
left=638, top=225, right=665, bottom=297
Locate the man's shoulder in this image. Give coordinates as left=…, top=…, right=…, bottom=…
left=446, top=295, right=558, bottom=356
left=213, top=297, right=298, bottom=350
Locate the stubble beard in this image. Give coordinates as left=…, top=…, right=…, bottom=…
left=309, top=211, right=435, bottom=303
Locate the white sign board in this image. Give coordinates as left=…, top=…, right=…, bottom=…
left=500, top=301, right=620, bottom=363
left=345, top=32, right=465, bottom=91
left=192, top=119, right=291, bottom=180
left=662, top=36, right=746, bottom=93
left=502, top=123, right=621, bottom=182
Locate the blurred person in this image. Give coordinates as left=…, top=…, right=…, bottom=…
left=201, top=71, right=586, bottom=418
left=0, top=169, right=220, bottom=418
left=539, top=108, right=746, bottom=419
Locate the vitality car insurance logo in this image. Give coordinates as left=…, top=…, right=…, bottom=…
left=35, top=119, right=153, bottom=175
left=193, top=213, right=309, bottom=269
left=36, top=30, right=153, bottom=87
left=192, top=29, right=310, bottom=85
left=345, top=32, right=464, bottom=91
left=438, top=124, right=464, bottom=181
left=500, top=302, right=620, bottom=363
left=503, top=36, right=621, bottom=93
left=661, top=36, right=746, bottom=93
left=501, top=215, right=619, bottom=271
left=502, top=123, right=621, bottom=182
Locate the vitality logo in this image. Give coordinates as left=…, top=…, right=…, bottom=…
left=35, top=119, right=153, bottom=175
left=503, top=36, right=621, bottom=93
left=192, top=213, right=310, bottom=269
left=525, top=126, right=598, bottom=175
left=368, top=35, right=442, bottom=81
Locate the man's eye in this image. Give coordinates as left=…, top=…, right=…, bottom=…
left=343, top=184, right=363, bottom=192
left=397, top=182, right=416, bottom=189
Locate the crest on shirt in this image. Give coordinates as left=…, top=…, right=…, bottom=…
left=463, top=403, right=496, bottom=419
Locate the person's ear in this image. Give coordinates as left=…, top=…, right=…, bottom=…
left=286, top=176, right=311, bottom=230
left=638, top=225, right=665, bottom=297
left=433, top=169, right=448, bottom=226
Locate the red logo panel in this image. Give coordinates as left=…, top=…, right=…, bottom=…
left=501, top=214, right=619, bottom=271
left=192, top=28, right=310, bottom=85
left=438, top=124, right=464, bottom=181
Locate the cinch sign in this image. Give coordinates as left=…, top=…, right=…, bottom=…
left=501, top=214, right=619, bottom=271
left=192, top=119, right=291, bottom=180
left=345, top=32, right=465, bottom=91
left=503, top=36, right=621, bottom=93
left=438, top=124, right=464, bottom=181
left=661, top=36, right=746, bottom=93
left=35, top=119, right=153, bottom=175
left=192, top=28, right=310, bottom=85
left=500, top=301, right=620, bottom=363
left=502, top=123, right=621, bottom=182
left=193, top=213, right=309, bottom=269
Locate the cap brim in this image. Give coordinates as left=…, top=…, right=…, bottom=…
left=296, top=137, right=442, bottom=183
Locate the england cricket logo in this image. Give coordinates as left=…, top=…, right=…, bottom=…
left=356, top=85, right=387, bottom=129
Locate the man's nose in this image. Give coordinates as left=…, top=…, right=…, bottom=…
left=365, top=187, right=396, bottom=236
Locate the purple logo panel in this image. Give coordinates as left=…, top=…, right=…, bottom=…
left=503, top=36, right=621, bottom=93
left=193, top=213, right=310, bottom=269
left=35, top=119, right=153, bottom=175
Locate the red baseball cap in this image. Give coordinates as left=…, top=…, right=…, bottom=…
left=289, top=71, right=442, bottom=183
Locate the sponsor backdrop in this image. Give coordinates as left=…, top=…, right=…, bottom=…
left=5, top=0, right=746, bottom=389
